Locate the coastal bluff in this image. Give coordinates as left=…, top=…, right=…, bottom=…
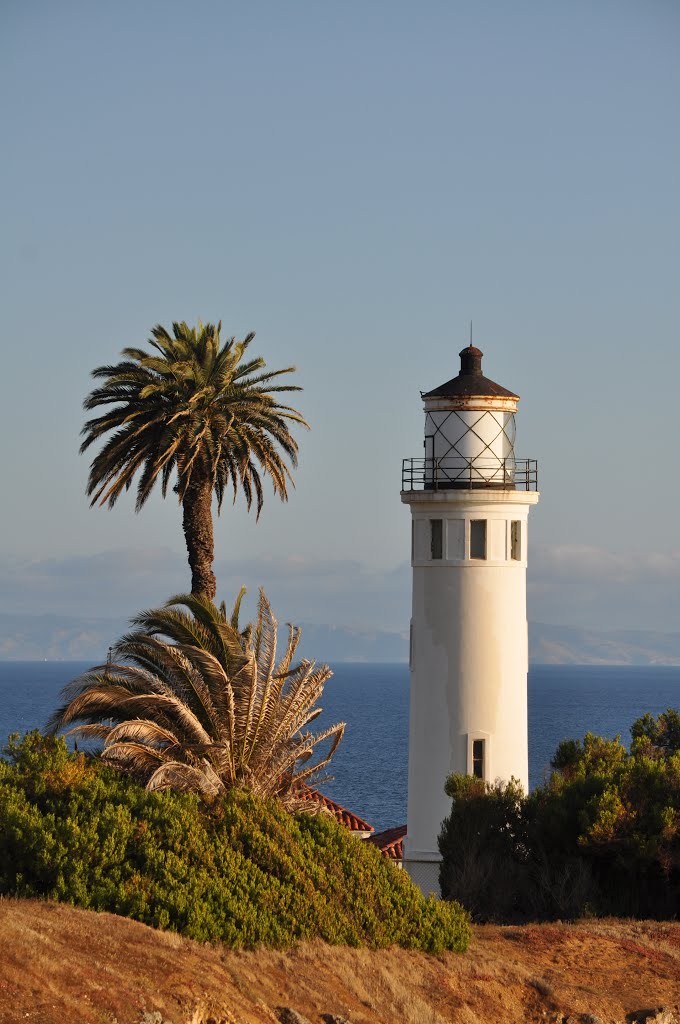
left=0, top=899, right=677, bottom=1024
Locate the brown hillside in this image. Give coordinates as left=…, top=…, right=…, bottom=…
left=0, top=899, right=678, bottom=1024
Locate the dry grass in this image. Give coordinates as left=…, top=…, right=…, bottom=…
left=0, top=898, right=678, bottom=1024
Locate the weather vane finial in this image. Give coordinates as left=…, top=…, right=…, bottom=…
left=470, top=320, right=473, bottom=347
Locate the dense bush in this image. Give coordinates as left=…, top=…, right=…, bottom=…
left=439, top=774, right=532, bottom=922
left=0, top=732, right=470, bottom=952
left=439, top=710, right=680, bottom=922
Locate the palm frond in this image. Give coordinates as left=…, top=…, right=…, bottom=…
left=50, top=589, right=344, bottom=811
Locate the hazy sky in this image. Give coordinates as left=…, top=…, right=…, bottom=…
left=1, top=1, right=679, bottom=634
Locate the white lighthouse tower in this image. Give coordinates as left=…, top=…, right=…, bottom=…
left=401, top=343, right=539, bottom=895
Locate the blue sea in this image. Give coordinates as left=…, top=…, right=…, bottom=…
left=1, top=661, right=678, bottom=832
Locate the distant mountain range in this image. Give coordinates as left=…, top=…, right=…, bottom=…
left=0, top=612, right=409, bottom=664
left=1, top=611, right=680, bottom=666
left=0, top=612, right=129, bottom=662
left=528, top=622, right=680, bottom=666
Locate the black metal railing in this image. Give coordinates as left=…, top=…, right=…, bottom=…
left=401, top=457, right=538, bottom=492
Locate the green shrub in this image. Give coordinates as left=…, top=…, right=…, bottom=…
left=438, top=711, right=680, bottom=922
left=0, top=732, right=470, bottom=952
left=439, top=775, right=531, bottom=922
left=531, top=720, right=680, bottom=916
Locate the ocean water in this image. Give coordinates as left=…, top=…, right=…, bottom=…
left=1, top=661, right=678, bottom=832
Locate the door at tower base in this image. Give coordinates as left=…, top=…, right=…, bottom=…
left=402, top=853, right=442, bottom=897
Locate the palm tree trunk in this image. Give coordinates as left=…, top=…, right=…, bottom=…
left=182, top=478, right=217, bottom=600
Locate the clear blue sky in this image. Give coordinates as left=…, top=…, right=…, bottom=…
left=1, top=1, right=679, bottom=633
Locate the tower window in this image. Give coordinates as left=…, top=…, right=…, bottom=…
left=472, top=739, right=485, bottom=779
left=470, top=520, right=487, bottom=560
left=430, top=519, right=443, bottom=559
left=511, top=520, right=521, bottom=560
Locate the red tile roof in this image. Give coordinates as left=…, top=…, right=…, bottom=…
left=367, top=824, right=407, bottom=861
left=297, top=784, right=374, bottom=833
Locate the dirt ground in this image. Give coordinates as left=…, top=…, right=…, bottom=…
left=0, top=899, right=677, bottom=1024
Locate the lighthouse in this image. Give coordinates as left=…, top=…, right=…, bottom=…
left=400, top=343, right=539, bottom=895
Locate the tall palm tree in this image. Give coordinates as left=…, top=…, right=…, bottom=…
left=46, top=590, right=345, bottom=809
left=81, top=321, right=308, bottom=599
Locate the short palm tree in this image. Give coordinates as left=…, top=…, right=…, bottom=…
left=46, top=590, right=344, bottom=809
left=81, top=321, right=308, bottom=599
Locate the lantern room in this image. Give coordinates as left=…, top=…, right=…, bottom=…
left=404, top=345, right=531, bottom=490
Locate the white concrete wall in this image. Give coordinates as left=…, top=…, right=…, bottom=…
left=401, top=490, right=539, bottom=892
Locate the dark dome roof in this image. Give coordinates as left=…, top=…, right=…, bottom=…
left=423, top=345, right=519, bottom=400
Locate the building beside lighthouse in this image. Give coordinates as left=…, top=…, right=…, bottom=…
left=400, top=344, right=539, bottom=895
